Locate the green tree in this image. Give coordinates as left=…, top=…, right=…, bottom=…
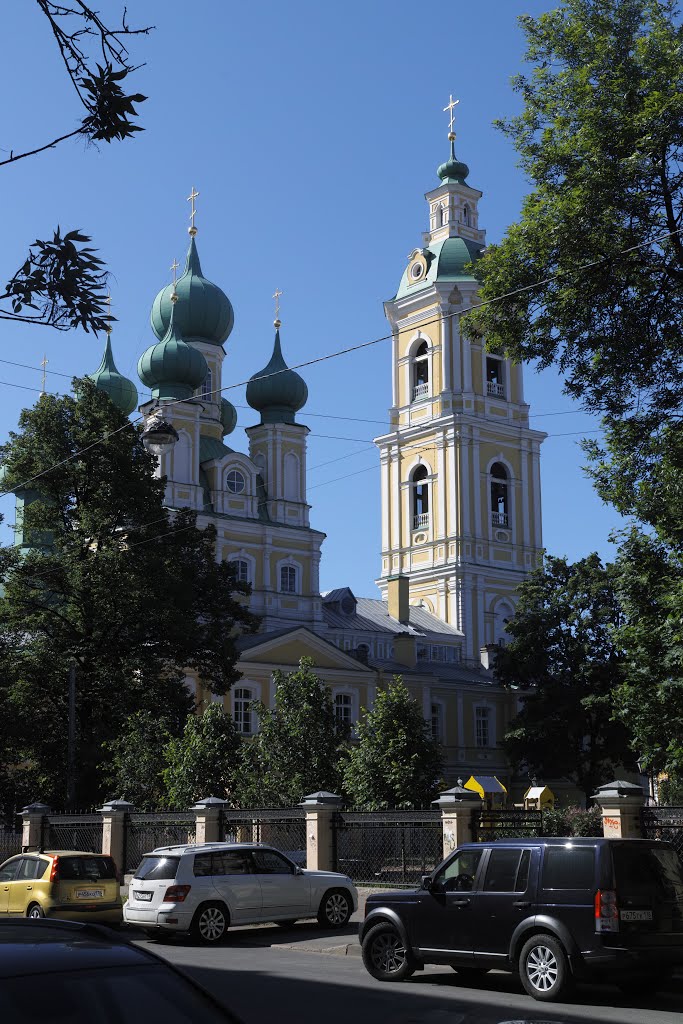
left=343, top=677, right=443, bottom=810
left=0, top=382, right=258, bottom=809
left=163, top=705, right=243, bottom=810
left=235, top=659, right=348, bottom=807
left=494, top=554, right=635, bottom=803
left=102, top=711, right=178, bottom=810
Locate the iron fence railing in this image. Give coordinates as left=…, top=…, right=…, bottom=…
left=220, top=809, right=306, bottom=865
left=333, top=810, right=442, bottom=887
left=124, top=813, right=196, bottom=873
left=0, top=826, right=22, bottom=861
left=473, top=809, right=544, bottom=842
left=41, top=813, right=103, bottom=854
left=641, top=806, right=683, bottom=856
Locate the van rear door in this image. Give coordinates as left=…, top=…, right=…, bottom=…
left=612, top=842, right=683, bottom=945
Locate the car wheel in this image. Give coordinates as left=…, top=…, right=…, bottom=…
left=361, top=922, right=415, bottom=982
left=451, top=966, right=490, bottom=981
left=191, top=902, right=229, bottom=944
left=519, top=934, right=572, bottom=1001
left=27, top=904, right=44, bottom=920
left=275, top=919, right=298, bottom=928
left=317, top=889, right=352, bottom=928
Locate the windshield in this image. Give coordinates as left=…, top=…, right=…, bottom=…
left=133, top=856, right=180, bottom=882
left=613, top=844, right=683, bottom=902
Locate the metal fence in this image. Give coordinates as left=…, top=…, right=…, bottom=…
left=124, top=813, right=196, bottom=873
left=220, top=809, right=307, bottom=865
left=473, top=809, right=544, bottom=842
left=0, top=823, right=22, bottom=861
left=641, top=806, right=683, bottom=856
left=41, top=813, right=103, bottom=854
left=333, top=810, right=443, bottom=887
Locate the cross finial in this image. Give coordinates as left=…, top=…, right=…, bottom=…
left=444, top=94, right=460, bottom=140
left=170, top=258, right=180, bottom=287
left=40, top=354, right=48, bottom=395
left=104, top=291, right=112, bottom=335
left=273, top=287, right=283, bottom=328
left=187, top=186, right=200, bottom=236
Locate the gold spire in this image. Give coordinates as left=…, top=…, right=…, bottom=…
left=444, top=94, right=460, bottom=142
left=187, top=186, right=200, bottom=236
left=40, top=354, right=48, bottom=395
left=273, top=287, right=283, bottom=329
left=104, top=291, right=113, bottom=335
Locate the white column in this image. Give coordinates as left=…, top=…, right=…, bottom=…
left=451, top=312, right=462, bottom=393
left=462, top=325, right=473, bottom=393
left=520, top=444, right=530, bottom=547
left=472, top=432, right=482, bottom=539
left=531, top=444, right=543, bottom=548
left=380, top=451, right=390, bottom=551
left=442, top=308, right=451, bottom=393
left=448, top=431, right=458, bottom=537
left=460, top=435, right=470, bottom=536
left=437, top=436, right=446, bottom=540
left=391, top=448, right=401, bottom=558
left=392, top=329, right=399, bottom=407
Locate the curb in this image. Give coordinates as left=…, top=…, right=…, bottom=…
left=277, top=941, right=361, bottom=957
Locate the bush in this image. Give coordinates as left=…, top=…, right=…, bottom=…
left=542, top=805, right=603, bottom=838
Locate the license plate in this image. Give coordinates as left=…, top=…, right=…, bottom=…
left=77, top=889, right=104, bottom=899
left=133, top=891, right=153, bottom=902
left=620, top=909, right=653, bottom=921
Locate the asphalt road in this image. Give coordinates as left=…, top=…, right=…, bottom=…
left=133, top=922, right=683, bottom=1024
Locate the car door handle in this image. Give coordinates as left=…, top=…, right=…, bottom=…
left=513, top=901, right=531, bottom=908
left=452, top=898, right=471, bottom=906
left=26, top=886, right=32, bottom=891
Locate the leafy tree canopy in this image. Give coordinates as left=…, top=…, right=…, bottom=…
left=102, top=710, right=178, bottom=811
left=494, top=553, right=635, bottom=802
left=343, top=676, right=443, bottom=810
left=163, top=704, right=243, bottom=811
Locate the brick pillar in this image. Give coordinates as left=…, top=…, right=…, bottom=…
left=192, top=797, right=228, bottom=844
left=21, top=803, right=51, bottom=852
left=99, top=800, right=134, bottom=873
left=432, top=783, right=482, bottom=859
left=593, top=780, right=646, bottom=839
left=299, top=791, right=342, bottom=872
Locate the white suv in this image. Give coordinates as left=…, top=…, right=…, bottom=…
left=124, top=843, right=358, bottom=944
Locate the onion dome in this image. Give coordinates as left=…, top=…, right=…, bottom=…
left=88, top=336, right=138, bottom=416
left=150, top=236, right=234, bottom=347
left=437, top=138, right=469, bottom=185
left=138, top=300, right=208, bottom=401
left=246, top=327, right=307, bottom=424
left=220, top=397, right=237, bottom=436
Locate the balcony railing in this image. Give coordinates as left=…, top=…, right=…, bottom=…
left=413, top=512, right=430, bottom=530
left=491, top=511, right=509, bottom=527
left=412, top=382, right=429, bottom=402
left=486, top=380, right=505, bottom=398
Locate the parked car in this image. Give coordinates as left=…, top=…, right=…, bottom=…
left=0, top=919, right=243, bottom=1023
left=124, top=842, right=358, bottom=943
left=359, top=837, right=683, bottom=1001
left=0, top=851, right=123, bottom=925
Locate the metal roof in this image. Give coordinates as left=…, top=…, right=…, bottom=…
left=322, top=595, right=463, bottom=639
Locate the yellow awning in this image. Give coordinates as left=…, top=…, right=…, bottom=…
left=464, top=775, right=508, bottom=798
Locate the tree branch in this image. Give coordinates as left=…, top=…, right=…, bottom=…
left=0, top=127, right=84, bottom=168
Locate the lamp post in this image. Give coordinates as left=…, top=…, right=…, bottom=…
left=141, top=408, right=179, bottom=456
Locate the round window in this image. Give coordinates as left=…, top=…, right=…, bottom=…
left=410, top=262, right=423, bottom=280
left=226, top=469, right=246, bottom=494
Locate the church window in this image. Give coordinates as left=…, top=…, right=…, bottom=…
left=463, top=204, right=471, bottom=226
left=226, top=469, right=246, bottom=494
left=280, top=565, right=298, bottom=593
left=334, top=693, right=353, bottom=729
left=284, top=452, right=300, bottom=501
left=493, top=601, right=513, bottom=646
left=173, top=430, right=192, bottom=484
left=230, top=559, right=250, bottom=584
left=234, top=687, right=255, bottom=735
left=475, top=706, right=491, bottom=747
left=412, top=341, right=429, bottom=402
left=486, top=357, right=505, bottom=398
left=200, top=368, right=213, bottom=401
left=440, top=203, right=448, bottom=226
left=431, top=703, right=444, bottom=742
left=490, top=463, right=509, bottom=527
left=412, top=465, right=430, bottom=530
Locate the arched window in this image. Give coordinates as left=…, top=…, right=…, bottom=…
left=234, top=687, right=255, bottom=735
left=226, top=469, right=246, bottom=494
left=412, top=341, right=429, bottom=402
left=200, top=367, right=213, bottom=401
left=334, top=693, right=353, bottom=729
left=490, top=462, right=509, bottom=527
left=173, top=430, right=192, bottom=483
left=493, top=601, right=513, bottom=646
left=284, top=452, right=300, bottom=501
left=412, top=465, right=430, bottom=529
left=280, top=565, right=298, bottom=594
left=431, top=703, right=444, bottom=742
left=230, top=559, right=249, bottom=584
left=440, top=203, right=448, bottom=226
left=486, top=357, right=505, bottom=398
left=463, top=204, right=470, bottom=226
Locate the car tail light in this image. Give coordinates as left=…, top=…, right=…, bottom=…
left=49, top=857, right=60, bottom=884
left=162, top=885, right=191, bottom=903
left=595, top=889, right=619, bottom=932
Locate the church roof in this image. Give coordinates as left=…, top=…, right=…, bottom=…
left=151, top=235, right=234, bottom=348
left=394, top=235, right=483, bottom=300
left=322, top=595, right=464, bottom=639
left=246, top=328, right=307, bottom=424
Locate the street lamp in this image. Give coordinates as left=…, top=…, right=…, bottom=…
left=141, top=408, right=179, bottom=456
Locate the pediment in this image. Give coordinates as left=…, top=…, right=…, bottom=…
left=238, top=627, right=373, bottom=673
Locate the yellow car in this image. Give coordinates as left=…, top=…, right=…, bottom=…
left=0, top=850, right=123, bottom=924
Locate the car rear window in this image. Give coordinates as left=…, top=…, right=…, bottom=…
left=542, top=845, right=595, bottom=889
left=133, top=856, right=180, bottom=881
left=613, top=844, right=683, bottom=903
left=56, top=857, right=117, bottom=881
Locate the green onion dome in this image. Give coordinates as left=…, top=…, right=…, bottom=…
left=138, top=301, right=208, bottom=401
left=150, top=236, right=234, bottom=347
left=88, top=336, right=138, bottom=416
left=220, top=397, right=237, bottom=436
left=246, top=328, right=307, bottom=425
left=437, top=139, right=469, bottom=185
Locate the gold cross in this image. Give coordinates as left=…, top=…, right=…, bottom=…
left=187, top=186, right=200, bottom=233
left=41, top=354, right=48, bottom=395
left=444, top=94, right=460, bottom=135
left=171, top=258, right=179, bottom=287
left=273, top=287, right=283, bottom=319
left=105, top=291, right=112, bottom=335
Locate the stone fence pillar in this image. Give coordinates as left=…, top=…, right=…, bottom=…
left=592, top=780, right=646, bottom=839
left=299, top=791, right=342, bottom=872
left=21, top=803, right=51, bottom=853
left=432, top=784, right=482, bottom=859
left=192, top=797, right=228, bottom=844
left=99, top=799, right=134, bottom=873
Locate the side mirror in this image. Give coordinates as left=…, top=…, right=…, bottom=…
left=295, top=866, right=304, bottom=876
left=421, top=875, right=433, bottom=891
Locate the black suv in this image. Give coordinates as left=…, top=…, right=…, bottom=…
left=359, top=837, right=683, bottom=1001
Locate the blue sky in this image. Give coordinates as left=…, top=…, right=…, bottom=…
left=0, top=0, right=623, bottom=595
